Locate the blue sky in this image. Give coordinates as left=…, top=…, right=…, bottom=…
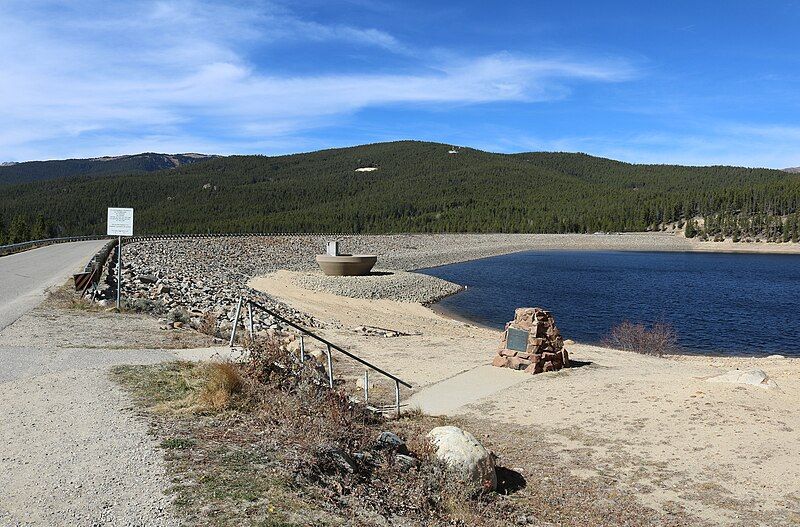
left=1, top=0, right=800, bottom=167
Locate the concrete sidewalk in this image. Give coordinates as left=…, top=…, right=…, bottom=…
left=405, top=364, right=531, bottom=415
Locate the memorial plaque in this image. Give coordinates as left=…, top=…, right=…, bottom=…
left=506, top=327, right=530, bottom=352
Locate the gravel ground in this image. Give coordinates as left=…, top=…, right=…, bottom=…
left=0, top=344, right=178, bottom=526
left=292, top=269, right=463, bottom=303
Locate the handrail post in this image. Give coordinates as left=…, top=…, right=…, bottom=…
left=244, top=299, right=412, bottom=390
left=299, top=335, right=305, bottom=362
left=247, top=302, right=254, bottom=340
left=395, top=380, right=401, bottom=418
left=326, top=344, right=334, bottom=388
left=363, top=370, right=369, bottom=404
left=229, top=296, right=243, bottom=347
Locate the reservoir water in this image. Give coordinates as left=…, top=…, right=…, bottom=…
left=419, top=250, right=800, bottom=356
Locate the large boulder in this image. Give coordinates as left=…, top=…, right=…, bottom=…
left=706, top=369, right=779, bottom=390
left=427, top=426, right=497, bottom=492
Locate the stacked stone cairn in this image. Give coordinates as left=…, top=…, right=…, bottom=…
left=492, top=307, right=570, bottom=374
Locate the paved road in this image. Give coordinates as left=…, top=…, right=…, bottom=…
left=0, top=240, right=106, bottom=331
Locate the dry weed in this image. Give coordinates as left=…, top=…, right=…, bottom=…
left=197, top=311, right=217, bottom=336
left=604, top=320, right=679, bottom=357
left=155, top=362, right=244, bottom=414
left=196, top=362, right=244, bottom=410
left=46, top=283, right=95, bottom=310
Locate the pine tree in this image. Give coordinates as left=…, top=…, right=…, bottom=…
left=30, top=213, right=47, bottom=241
left=684, top=219, right=697, bottom=238
left=8, top=214, right=29, bottom=244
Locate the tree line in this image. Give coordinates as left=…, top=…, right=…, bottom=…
left=0, top=213, right=52, bottom=245
left=1, top=141, right=799, bottom=243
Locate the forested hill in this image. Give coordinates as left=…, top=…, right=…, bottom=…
left=0, top=152, right=216, bottom=185
left=1, top=140, right=799, bottom=243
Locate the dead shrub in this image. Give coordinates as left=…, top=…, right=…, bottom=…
left=168, top=307, right=191, bottom=325
left=122, top=297, right=167, bottom=315
left=604, top=320, right=679, bottom=357
left=155, top=362, right=244, bottom=413
left=196, top=362, right=244, bottom=410
left=233, top=336, right=515, bottom=522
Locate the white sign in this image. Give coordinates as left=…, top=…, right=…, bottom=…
left=326, top=241, right=339, bottom=256
left=107, top=207, right=134, bottom=236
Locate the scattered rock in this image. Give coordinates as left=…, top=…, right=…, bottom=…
left=706, top=369, right=779, bottom=389
left=375, top=431, right=408, bottom=454
left=395, top=454, right=419, bottom=471
left=427, top=426, right=497, bottom=492
left=138, top=274, right=158, bottom=284
left=315, top=444, right=356, bottom=474
left=293, top=270, right=462, bottom=304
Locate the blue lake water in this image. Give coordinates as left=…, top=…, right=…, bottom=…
left=419, top=251, right=800, bottom=356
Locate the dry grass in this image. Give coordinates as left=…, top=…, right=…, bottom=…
left=194, top=362, right=244, bottom=410
left=46, top=283, right=98, bottom=311
left=146, top=362, right=245, bottom=414
left=112, top=338, right=533, bottom=526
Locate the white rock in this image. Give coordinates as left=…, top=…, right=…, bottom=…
left=707, top=369, right=779, bottom=390
left=427, top=426, right=497, bottom=491
left=355, top=376, right=377, bottom=391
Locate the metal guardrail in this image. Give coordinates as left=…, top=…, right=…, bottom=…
left=231, top=296, right=411, bottom=416
left=1, top=232, right=352, bottom=256
left=126, top=232, right=348, bottom=243
left=0, top=235, right=111, bottom=257
left=73, top=239, right=117, bottom=296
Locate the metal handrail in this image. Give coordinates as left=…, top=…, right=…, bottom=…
left=232, top=296, right=411, bottom=416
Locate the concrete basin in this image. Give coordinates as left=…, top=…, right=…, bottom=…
left=315, top=254, right=377, bottom=276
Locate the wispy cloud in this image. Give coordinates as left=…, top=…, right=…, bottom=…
left=0, top=0, right=634, bottom=159
left=490, top=122, right=800, bottom=169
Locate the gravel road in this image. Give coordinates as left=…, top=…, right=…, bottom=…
left=0, top=240, right=106, bottom=331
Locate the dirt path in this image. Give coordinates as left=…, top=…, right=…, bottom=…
left=0, top=347, right=177, bottom=526
left=0, top=301, right=224, bottom=526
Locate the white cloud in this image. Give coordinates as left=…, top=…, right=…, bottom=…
left=490, top=123, right=800, bottom=169
left=0, top=0, right=634, bottom=160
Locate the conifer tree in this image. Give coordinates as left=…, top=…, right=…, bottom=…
left=30, top=213, right=47, bottom=240
left=684, top=219, right=697, bottom=238
left=8, top=214, right=29, bottom=244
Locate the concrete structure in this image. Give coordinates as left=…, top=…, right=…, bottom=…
left=315, top=254, right=377, bottom=276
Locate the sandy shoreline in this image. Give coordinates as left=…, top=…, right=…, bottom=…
left=249, top=268, right=800, bottom=525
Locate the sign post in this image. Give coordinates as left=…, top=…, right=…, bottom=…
left=107, top=207, right=134, bottom=309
